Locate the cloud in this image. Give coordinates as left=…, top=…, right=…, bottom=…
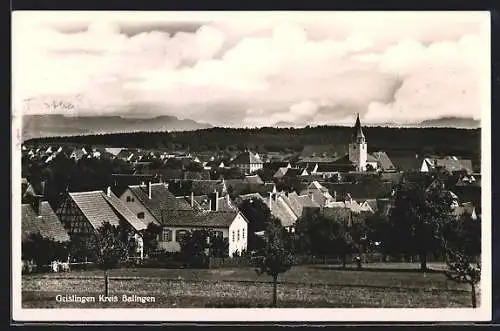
left=12, top=11, right=488, bottom=126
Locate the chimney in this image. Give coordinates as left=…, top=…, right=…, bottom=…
left=190, top=191, right=194, bottom=208
left=209, top=199, right=212, bottom=211
left=148, top=181, right=152, bottom=199
left=269, top=192, right=273, bottom=211
left=214, top=190, right=219, bottom=211
left=107, top=186, right=111, bottom=197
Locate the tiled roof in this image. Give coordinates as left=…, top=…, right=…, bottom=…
left=69, top=191, right=122, bottom=229
left=272, top=196, right=298, bottom=227
left=128, top=183, right=193, bottom=223
left=322, top=180, right=394, bottom=201
left=363, top=199, right=378, bottom=212
left=387, top=154, right=422, bottom=171
left=273, top=167, right=289, bottom=178
left=366, top=154, right=378, bottom=162
left=297, top=156, right=339, bottom=164
left=102, top=191, right=147, bottom=231
left=263, top=162, right=291, bottom=171
left=283, top=168, right=305, bottom=178
left=165, top=179, right=226, bottom=197
left=423, top=157, right=473, bottom=173
left=314, top=164, right=343, bottom=173
left=243, top=174, right=264, bottom=185
left=301, top=145, right=348, bottom=158
left=22, top=202, right=70, bottom=243
left=161, top=210, right=241, bottom=228
left=216, top=196, right=238, bottom=212
left=232, top=151, right=263, bottom=165
left=371, top=152, right=396, bottom=171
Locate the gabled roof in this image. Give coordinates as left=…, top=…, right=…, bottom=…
left=322, top=180, right=393, bottom=201
left=161, top=210, right=241, bottom=228
left=232, top=151, right=263, bottom=165
left=282, top=168, right=304, bottom=178
left=363, top=199, right=378, bottom=213
left=301, top=144, right=348, bottom=158
left=423, top=157, right=473, bottom=173
left=128, top=183, right=193, bottom=223
left=273, top=167, right=289, bottom=178
left=297, top=156, right=339, bottom=164
left=243, top=174, right=264, bottom=185
left=102, top=191, right=147, bottom=231
left=22, top=202, right=70, bottom=243
left=272, top=196, right=298, bottom=227
left=68, top=191, right=122, bottom=229
left=371, top=152, right=396, bottom=171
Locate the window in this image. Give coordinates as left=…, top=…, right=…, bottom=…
left=176, top=230, right=189, bottom=242
left=137, top=212, right=145, bottom=219
left=237, top=230, right=240, bottom=241
left=242, top=228, right=245, bottom=239
left=232, top=231, right=235, bottom=242
left=162, top=228, right=172, bottom=242
left=215, top=231, right=223, bottom=238
left=126, top=196, right=131, bottom=202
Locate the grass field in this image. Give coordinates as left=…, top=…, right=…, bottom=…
left=22, top=263, right=475, bottom=308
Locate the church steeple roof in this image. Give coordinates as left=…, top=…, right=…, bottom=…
left=353, top=113, right=365, bottom=140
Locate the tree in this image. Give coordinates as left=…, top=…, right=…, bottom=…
left=441, top=213, right=481, bottom=308
left=92, top=222, right=132, bottom=269
left=389, top=177, right=453, bottom=270
left=295, top=210, right=358, bottom=267
left=254, top=221, right=294, bottom=307
left=142, top=222, right=162, bottom=257
left=237, top=197, right=279, bottom=251
left=87, top=222, right=134, bottom=296
left=22, top=233, right=68, bottom=268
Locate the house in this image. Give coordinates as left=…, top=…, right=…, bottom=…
left=453, top=202, right=478, bottom=220
left=119, top=182, right=193, bottom=228
left=420, top=156, right=473, bottom=174
left=301, top=144, right=348, bottom=159
left=239, top=191, right=319, bottom=232
left=299, top=181, right=335, bottom=207
left=70, top=147, right=88, bottom=161
left=274, top=167, right=308, bottom=179
left=370, top=151, right=396, bottom=172
left=166, top=179, right=228, bottom=197
left=22, top=197, right=70, bottom=245
left=56, top=188, right=147, bottom=260
left=121, top=182, right=247, bottom=256
left=232, top=151, right=264, bottom=174
left=308, top=164, right=342, bottom=179
left=242, top=174, right=264, bottom=185
left=160, top=210, right=248, bottom=257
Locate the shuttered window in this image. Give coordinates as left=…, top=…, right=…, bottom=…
left=162, top=228, right=172, bottom=242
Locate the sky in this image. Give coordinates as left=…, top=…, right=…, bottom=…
left=12, top=11, right=490, bottom=127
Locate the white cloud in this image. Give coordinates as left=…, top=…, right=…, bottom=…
left=12, top=11, right=488, bottom=126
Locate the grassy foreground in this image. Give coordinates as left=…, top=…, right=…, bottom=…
left=22, top=264, right=474, bottom=308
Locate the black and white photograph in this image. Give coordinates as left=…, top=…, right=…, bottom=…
left=12, top=11, right=491, bottom=322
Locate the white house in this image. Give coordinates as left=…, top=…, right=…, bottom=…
left=119, top=182, right=248, bottom=257
left=232, top=151, right=264, bottom=174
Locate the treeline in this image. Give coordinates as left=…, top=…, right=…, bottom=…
left=25, top=126, right=481, bottom=158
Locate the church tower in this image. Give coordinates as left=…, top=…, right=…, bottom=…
left=348, top=113, right=367, bottom=171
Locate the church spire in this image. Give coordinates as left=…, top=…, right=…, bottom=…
left=353, top=113, right=365, bottom=140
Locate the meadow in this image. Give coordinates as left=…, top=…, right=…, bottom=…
left=21, top=263, right=474, bottom=308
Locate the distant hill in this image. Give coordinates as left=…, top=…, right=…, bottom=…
left=417, top=116, right=480, bottom=129
left=21, top=114, right=213, bottom=141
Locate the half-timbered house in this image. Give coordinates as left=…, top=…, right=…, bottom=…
left=56, top=188, right=147, bottom=261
